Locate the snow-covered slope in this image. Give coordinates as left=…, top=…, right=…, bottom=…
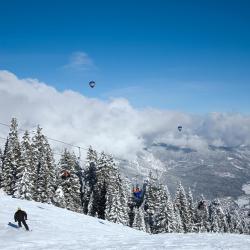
left=1, top=192, right=250, bottom=250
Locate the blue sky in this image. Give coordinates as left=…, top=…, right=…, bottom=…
left=0, top=0, right=249, bottom=113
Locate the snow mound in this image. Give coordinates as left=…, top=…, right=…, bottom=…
left=0, top=193, right=250, bottom=250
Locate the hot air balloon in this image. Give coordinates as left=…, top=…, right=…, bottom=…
left=89, top=81, right=95, bottom=88
left=178, top=126, right=182, bottom=132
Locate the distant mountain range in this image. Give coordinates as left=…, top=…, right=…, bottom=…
left=118, top=143, right=250, bottom=213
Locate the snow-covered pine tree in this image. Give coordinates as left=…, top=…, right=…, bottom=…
left=174, top=182, right=192, bottom=232
left=187, top=188, right=195, bottom=232
left=53, top=185, right=67, bottom=208
left=74, top=155, right=84, bottom=207
left=209, top=199, right=229, bottom=233
left=45, top=141, right=57, bottom=200
left=86, top=151, right=130, bottom=225
left=106, top=173, right=129, bottom=225
left=143, top=171, right=163, bottom=233
left=240, top=215, right=250, bottom=234
left=194, top=195, right=210, bottom=232
left=82, top=146, right=98, bottom=214
left=105, top=175, right=119, bottom=223
left=32, top=126, right=46, bottom=201
left=153, top=184, right=170, bottom=233
left=215, top=200, right=229, bottom=233
left=1, top=118, right=22, bottom=195
left=174, top=204, right=184, bottom=233
left=14, top=131, right=34, bottom=200
left=54, top=149, right=82, bottom=213
left=32, top=126, right=56, bottom=203
left=87, top=191, right=96, bottom=216
left=127, top=177, right=137, bottom=227
left=87, top=146, right=98, bottom=163
left=104, top=154, right=129, bottom=225
left=209, top=204, right=220, bottom=232
left=226, top=209, right=244, bottom=234
left=0, top=139, right=8, bottom=189
left=165, top=193, right=178, bottom=233
left=87, top=151, right=109, bottom=218
left=132, top=207, right=146, bottom=232
left=153, top=184, right=178, bottom=233
left=117, top=175, right=130, bottom=225
left=0, top=148, right=3, bottom=188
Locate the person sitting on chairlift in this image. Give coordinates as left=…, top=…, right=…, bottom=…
left=133, top=187, right=142, bottom=199
left=61, top=170, right=70, bottom=179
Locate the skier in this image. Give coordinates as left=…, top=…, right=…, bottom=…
left=14, top=207, right=29, bottom=231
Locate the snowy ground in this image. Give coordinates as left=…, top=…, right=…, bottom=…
left=236, top=183, right=250, bottom=209
left=242, top=183, right=250, bottom=195
left=1, top=192, right=250, bottom=250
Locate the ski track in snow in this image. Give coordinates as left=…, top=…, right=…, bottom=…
left=1, top=193, right=250, bottom=250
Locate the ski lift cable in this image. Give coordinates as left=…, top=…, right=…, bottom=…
left=52, top=148, right=83, bottom=161
left=0, top=134, right=75, bottom=158
left=0, top=134, right=75, bottom=155
left=0, top=123, right=87, bottom=163
left=0, top=122, right=10, bottom=129
left=52, top=151, right=66, bottom=157
left=54, top=151, right=84, bottom=166
left=0, top=121, right=88, bottom=151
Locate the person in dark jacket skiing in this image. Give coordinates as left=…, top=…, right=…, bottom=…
left=14, top=207, right=29, bottom=231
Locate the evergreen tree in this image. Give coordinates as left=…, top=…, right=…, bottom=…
left=209, top=199, right=228, bottom=233
left=174, top=204, right=184, bottom=233
left=194, top=195, right=210, bottom=232
left=163, top=186, right=178, bottom=233
left=90, top=152, right=111, bottom=219
left=106, top=174, right=129, bottom=224
left=143, top=171, right=159, bottom=233
left=187, top=188, right=195, bottom=232
left=132, top=207, right=146, bottom=232
left=174, top=182, right=192, bottom=232
left=118, top=175, right=130, bottom=225
left=209, top=203, right=220, bottom=233
left=87, top=191, right=96, bottom=216
left=84, top=151, right=130, bottom=225
left=165, top=194, right=178, bottom=233
left=241, top=215, right=250, bottom=234
left=226, top=209, right=247, bottom=234
left=2, top=118, right=22, bottom=195
left=216, top=201, right=229, bottom=233
left=93, top=151, right=108, bottom=218
left=32, top=126, right=56, bottom=203
left=53, top=185, right=66, bottom=208
left=1, top=139, right=8, bottom=189
left=82, top=146, right=98, bottom=214
left=86, top=146, right=98, bottom=165
left=0, top=148, right=3, bottom=188
left=153, top=184, right=177, bottom=233
left=104, top=154, right=129, bottom=225
left=54, top=149, right=82, bottom=213
left=14, top=131, right=34, bottom=200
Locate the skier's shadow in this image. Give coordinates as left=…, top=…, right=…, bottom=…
left=37, top=206, right=46, bottom=210
left=99, top=220, right=109, bottom=226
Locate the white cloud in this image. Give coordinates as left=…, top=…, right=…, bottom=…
left=0, top=70, right=250, bottom=160
left=63, top=51, right=94, bottom=71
